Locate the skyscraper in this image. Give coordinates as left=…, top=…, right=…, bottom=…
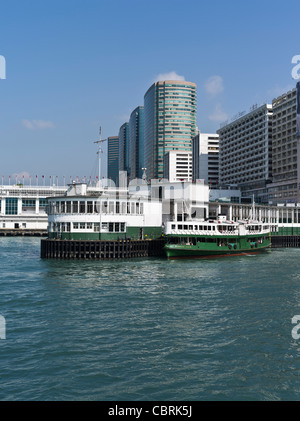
left=144, top=80, right=197, bottom=180
left=118, top=122, right=129, bottom=176
left=129, top=106, right=144, bottom=180
left=107, top=135, right=119, bottom=185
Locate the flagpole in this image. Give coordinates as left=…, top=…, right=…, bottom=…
left=94, top=126, right=107, bottom=188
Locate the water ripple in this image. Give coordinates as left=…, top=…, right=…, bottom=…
left=1, top=239, right=300, bottom=400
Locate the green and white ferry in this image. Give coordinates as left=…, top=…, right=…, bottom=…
left=163, top=215, right=272, bottom=259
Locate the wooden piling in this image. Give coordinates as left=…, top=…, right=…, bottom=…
left=41, top=238, right=166, bottom=260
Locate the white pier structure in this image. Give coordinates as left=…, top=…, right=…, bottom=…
left=0, top=185, right=66, bottom=232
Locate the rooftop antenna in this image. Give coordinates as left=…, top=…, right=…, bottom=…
left=94, top=127, right=107, bottom=186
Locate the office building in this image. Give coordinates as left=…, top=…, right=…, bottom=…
left=163, top=150, right=192, bottom=182
left=107, top=136, right=119, bottom=184
left=192, top=132, right=219, bottom=186
left=144, top=80, right=197, bottom=179
left=129, top=106, right=144, bottom=180
left=267, top=88, right=298, bottom=204
left=118, top=122, right=129, bottom=177
left=217, top=103, right=273, bottom=203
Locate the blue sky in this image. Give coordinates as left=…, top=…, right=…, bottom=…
left=0, top=0, right=299, bottom=184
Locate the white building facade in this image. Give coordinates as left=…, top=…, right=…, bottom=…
left=192, top=132, right=219, bottom=187
left=217, top=103, right=273, bottom=203
left=163, top=150, right=192, bottom=182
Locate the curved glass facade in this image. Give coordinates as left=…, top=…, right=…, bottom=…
left=129, top=106, right=144, bottom=180
left=144, top=80, right=197, bottom=179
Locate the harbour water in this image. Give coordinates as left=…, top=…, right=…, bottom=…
left=1, top=237, right=300, bottom=401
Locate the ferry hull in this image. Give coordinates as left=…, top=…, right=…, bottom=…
left=164, top=238, right=271, bottom=259
left=165, top=245, right=270, bottom=259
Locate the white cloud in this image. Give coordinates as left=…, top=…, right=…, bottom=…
left=11, top=171, right=31, bottom=183
left=205, top=75, right=224, bottom=96
left=209, top=104, right=228, bottom=122
left=22, top=119, right=55, bottom=130
left=153, top=71, right=186, bottom=83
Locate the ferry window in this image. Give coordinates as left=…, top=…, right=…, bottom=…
left=55, top=202, right=60, bottom=213
left=120, top=223, right=125, bottom=232
left=199, top=226, right=203, bottom=230
left=109, top=223, right=114, bottom=232
left=73, top=223, right=79, bottom=229
left=115, top=223, right=120, bottom=232
left=61, top=201, right=65, bottom=213
left=79, top=201, right=85, bottom=213
left=127, top=202, right=130, bottom=214
left=194, top=225, right=198, bottom=230
left=102, top=201, right=108, bottom=213
left=136, top=203, right=139, bottom=214
left=94, top=201, right=99, bottom=213
left=116, top=202, right=120, bottom=214
left=80, top=223, right=85, bottom=229
left=73, top=201, right=78, bottom=213
left=87, top=201, right=93, bottom=214
left=208, top=226, right=211, bottom=231
left=87, top=223, right=92, bottom=229
left=131, top=203, right=135, bottom=214
left=184, top=225, right=188, bottom=230
left=94, top=223, right=100, bottom=232
left=66, top=223, right=71, bottom=232
left=171, top=224, right=176, bottom=229
left=66, top=201, right=71, bottom=213
left=109, top=202, right=114, bottom=214
left=178, top=225, right=182, bottom=229
left=140, top=203, right=144, bottom=214
left=102, top=222, right=108, bottom=232
left=189, top=225, right=193, bottom=230
left=121, top=202, right=126, bottom=214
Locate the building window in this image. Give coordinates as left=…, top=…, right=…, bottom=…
left=5, top=198, right=18, bottom=215
left=39, top=199, right=48, bottom=208
left=22, top=199, right=36, bottom=212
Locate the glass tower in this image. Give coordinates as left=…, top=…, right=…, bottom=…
left=107, top=135, right=119, bottom=185
left=144, top=80, right=197, bottom=179
left=118, top=122, right=129, bottom=176
left=129, top=106, right=144, bottom=180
